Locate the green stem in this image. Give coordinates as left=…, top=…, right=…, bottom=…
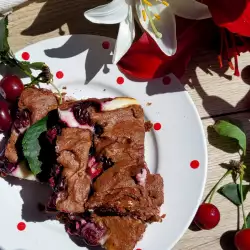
left=50, top=81, right=62, bottom=104
left=206, top=170, right=232, bottom=203
left=240, top=171, right=248, bottom=228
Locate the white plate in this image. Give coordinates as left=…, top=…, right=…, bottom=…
left=0, top=35, right=207, bottom=250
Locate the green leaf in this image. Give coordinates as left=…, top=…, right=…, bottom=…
left=243, top=213, right=250, bottom=229
left=20, top=61, right=45, bottom=71
left=213, top=120, right=247, bottom=155
left=0, top=16, right=9, bottom=53
left=22, top=116, right=48, bottom=175
left=218, top=183, right=249, bottom=206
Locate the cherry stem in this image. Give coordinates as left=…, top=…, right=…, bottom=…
left=206, top=170, right=232, bottom=203
left=240, top=170, right=248, bottom=228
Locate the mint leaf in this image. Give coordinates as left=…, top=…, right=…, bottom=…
left=218, top=183, right=249, bottom=206
left=22, top=116, right=48, bottom=175
left=0, top=16, right=9, bottom=52
left=213, top=120, right=247, bottom=155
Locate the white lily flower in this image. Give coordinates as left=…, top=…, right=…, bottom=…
left=84, top=0, right=211, bottom=64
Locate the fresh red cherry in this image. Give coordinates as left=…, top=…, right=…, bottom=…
left=235, top=228, right=250, bottom=250
left=0, top=101, right=12, bottom=132
left=0, top=75, right=24, bottom=102
left=194, top=203, right=220, bottom=230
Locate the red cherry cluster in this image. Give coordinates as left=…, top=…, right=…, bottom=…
left=0, top=75, right=24, bottom=132
left=193, top=168, right=250, bottom=250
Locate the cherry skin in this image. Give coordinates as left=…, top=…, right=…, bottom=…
left=194, top=203, right=220, bottom=230
left=0, top=101, right=12, bottom=132
left=0, top=75, right=24, bottom=102
left=235, top=228, right=250, bottom=250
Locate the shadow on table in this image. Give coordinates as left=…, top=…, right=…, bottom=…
left=21, top=0, right=118, bottom=39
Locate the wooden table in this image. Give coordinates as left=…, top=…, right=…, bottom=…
left=9, top=1, right=250, bottom=249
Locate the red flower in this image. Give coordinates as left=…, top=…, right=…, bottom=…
left=118, top=18, right=216, bottom=80
left=205, top=0, right=250, bottom=37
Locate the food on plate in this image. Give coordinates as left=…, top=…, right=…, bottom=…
left=0, top=87, right=164, bottom=250
left=2, top=87, right=58, bottom=179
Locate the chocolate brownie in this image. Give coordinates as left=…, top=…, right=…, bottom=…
left=51, top=97, right=164, bottom=249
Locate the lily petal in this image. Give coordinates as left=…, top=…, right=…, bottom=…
left=113, top=5, right=135, bottom=64
left=136, top=2, right=177, bottom=56
left=84, top=0, right=128, bottom=24
left=169, top=0, right=211, bottom=20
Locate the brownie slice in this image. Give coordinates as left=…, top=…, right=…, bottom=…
left=50, top=97, right=164, bottom=249
left=85, top=103, right=164, bottom=222
left=51, top=128, right=92, bottom=213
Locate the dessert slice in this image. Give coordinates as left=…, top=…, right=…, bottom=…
left=85, top=100, right=164, bottom=222
left=1, top=87, right=58, bottom=179
left=47, top=97, right=164, bottom=249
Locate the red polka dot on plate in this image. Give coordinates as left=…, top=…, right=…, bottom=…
left=190, top=160, right=200, bottom=169
left=17, top=222, right=26, bottom=231
left=56, top=71, right=64, bottom=79
left=22, top=52, right=30, bottom=61
left=162, top=76, right=171, bottom=85
left=154, top=123, right=161, bottom=131
left=102, top=41, right=110, bottom=49
left=116, top=77, right=124, bottom=85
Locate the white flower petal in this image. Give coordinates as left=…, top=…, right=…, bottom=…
left=84, top=0, right=129, bottom=24
left=113, top=6, right=135, bottom=64
left=136, top=2, right=177, bottom=56
left=168, top=0, right=211, bottom=20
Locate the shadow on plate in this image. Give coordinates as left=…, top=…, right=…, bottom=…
left=44, top=35, right=112, bottom=84
left=146, top=76, right=185, bottom=96
left=3, top=176, right=104, bottom=250
left=4, top=176, right=54, bottom=222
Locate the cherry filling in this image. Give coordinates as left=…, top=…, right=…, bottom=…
left=99, top=156, right=114, bottom=170
left=46, top=125, right=62, bottom=144
left=65, top=215, right=107, bottom=246
left=94, top=124, right=103, bottom=137
left=46, top=164, right=66, bottom=211
left=72, top=101, right=101, bottom=125
left=13, top=110, right=30, bottom=134
left=0, top=156, right=17, bottom=176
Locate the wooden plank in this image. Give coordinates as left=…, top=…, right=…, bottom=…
left=9, top=0, right=119, bottom=51
left=175, top=112, right=250, bottom=250
left=183, top=50, right=250, bottom=119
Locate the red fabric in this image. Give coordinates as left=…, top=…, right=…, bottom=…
left=205, top=0, right=250, bottom=37
left=118, top=18, right=216, bottom=80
